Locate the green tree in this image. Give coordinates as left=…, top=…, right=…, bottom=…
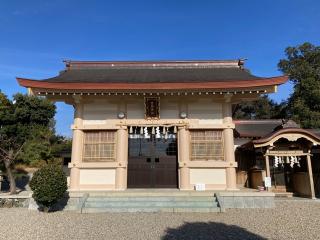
left=0, top=92, right=55, bottom=194
left=278, top=42, right=320, bottom=128
left=17, top=126, right=54, bottom=165
left=16, top=122, right=72, bottom=167
left=233, top=95, right=287, bottom=120
left=50, top=135, right=72, bottom=159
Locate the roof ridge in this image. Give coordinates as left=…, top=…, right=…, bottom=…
left=63, top=59, right=242, bottom=63
left=64, top=59, right=245, bottom=70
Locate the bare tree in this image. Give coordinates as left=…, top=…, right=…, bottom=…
left=0, top=138, right=25, bottom=194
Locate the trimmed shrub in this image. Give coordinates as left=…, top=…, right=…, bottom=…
left=29, top=164, right=67, bottom=212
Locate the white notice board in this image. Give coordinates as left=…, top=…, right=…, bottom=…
left=264, top=177, right=272, bottom=188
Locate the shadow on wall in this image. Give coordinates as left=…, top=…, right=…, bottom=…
left=161, top=222, right=266, bottom=240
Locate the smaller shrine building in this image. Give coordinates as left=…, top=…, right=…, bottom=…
left=235, top=120, right=320, bottom=198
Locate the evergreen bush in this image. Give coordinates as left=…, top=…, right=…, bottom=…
left=29, top=164, right=67, bottom=212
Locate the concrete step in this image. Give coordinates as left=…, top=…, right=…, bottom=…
left=82, top=206, right=220, bottom=213
left=81, top=194, right=220, bottom=213
left=84, top=200, right=217, bottom=208
left=86, top=196, right=214, bottom=202
left=71, top=190, right=217, bottom=197
left=274, top=192, right=294, bottom=198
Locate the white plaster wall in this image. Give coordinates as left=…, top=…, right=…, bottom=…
left=190, top=168, right=226, bottom=185
left=160, top=98, right=179, bottom=119
left=83, top=100, right=117, bottom=121
left=188, top=98, right=222, bottom=121
left=82, top=96, right=223, bottom=123
left=79, top=169, right=116, bottom=185
left=126, top=97, right=145, bottom=119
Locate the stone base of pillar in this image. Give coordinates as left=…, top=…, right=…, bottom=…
left=115, top=167, right=127, bottom=190
left=226, top=167, right=238, bottom=191
left=179, top=167, right=192, bottom=190
left=69, top=167, right=80, bottom=191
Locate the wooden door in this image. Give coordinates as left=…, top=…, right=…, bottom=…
left=127, top=134, right=178, bottom=188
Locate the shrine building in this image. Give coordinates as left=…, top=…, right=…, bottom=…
left=17, top=59, right=289, bottom=192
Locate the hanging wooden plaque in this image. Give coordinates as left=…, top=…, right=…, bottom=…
left=145, top=97, right=160, bottom=119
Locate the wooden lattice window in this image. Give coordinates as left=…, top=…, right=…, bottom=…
left=83, top=131, right=116, bottom=162
left=190, top=130, right=224, bottom=161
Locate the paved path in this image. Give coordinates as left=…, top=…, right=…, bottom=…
left=0, top=200, right=319, bottom=240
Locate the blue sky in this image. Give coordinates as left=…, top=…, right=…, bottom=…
left=0, top=0, right=319, bottom=136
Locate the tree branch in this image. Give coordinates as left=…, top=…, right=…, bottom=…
left=12, top=142, right=25, bottom=161
left=0, top=147, right=9, bottom=157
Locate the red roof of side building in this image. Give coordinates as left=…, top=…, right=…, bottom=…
left=253, top=127, right=320, bottom=145
left=234, top=119, right=285, bottom=138
left=234, top=119, right=320, bottom=142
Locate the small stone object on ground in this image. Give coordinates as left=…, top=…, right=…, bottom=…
left=0, top=198, right=26, bottom=208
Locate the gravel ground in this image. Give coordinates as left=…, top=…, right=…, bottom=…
left=0, top=200, right=319, bottom=240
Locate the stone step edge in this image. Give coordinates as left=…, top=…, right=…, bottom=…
left=84, top=202, right=218, bottom=207
left=85, top=200, right=217, bottom=204
left=82, top=207, right=220, bottom=213
left=85, top=198, right=216, bottom=202
left=70, top=192, right=219, bottom=197
left=84, top=204, right=218, bottom=208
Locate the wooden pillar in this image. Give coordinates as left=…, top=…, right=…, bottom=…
left=223, top=99, right=237, bottom=190
left=306, top=153, right=316, bottom=199
left=178, top=127, right=191, bottom=190
left=265, top=155, right=270, bottom=177
left=265, top=153, right=271, bottom=192
left=115, top=127, right=128, bottom=190
left=69, top=97, right=84, bottom=191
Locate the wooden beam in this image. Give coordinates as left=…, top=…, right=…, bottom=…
left=266, top=150, right=309, bottom=157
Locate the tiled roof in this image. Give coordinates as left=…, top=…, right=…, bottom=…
left=234, top=119, right=284, bottom=138
left=37, top=60, right=261, bottom=83
left=17, top=60, right=288, bottom=91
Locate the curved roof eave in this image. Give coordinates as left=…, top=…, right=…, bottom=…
left=253, top=128, right=320, bottom=147
left=17, top=76, right=288, bottom=91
